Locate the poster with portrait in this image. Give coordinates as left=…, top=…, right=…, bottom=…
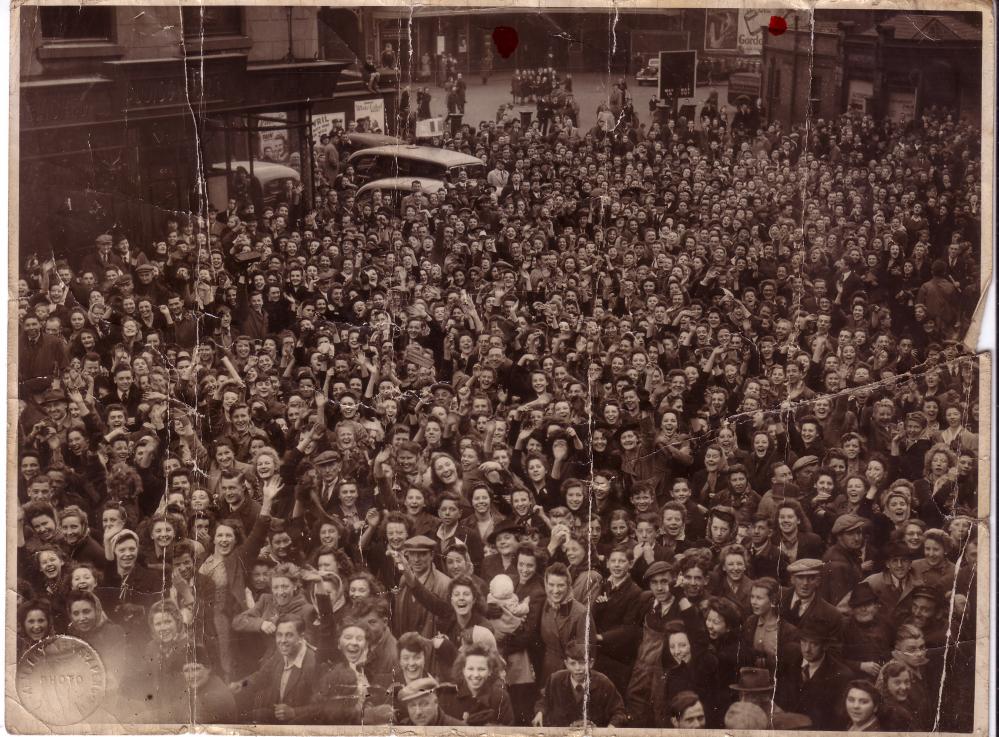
left=705, top=8, right=739, bottom=51
left=354, top=98, right=386, bottom=133
left=257, top=111, right=290, bottom=163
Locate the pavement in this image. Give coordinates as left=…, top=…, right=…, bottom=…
left=405, top=70, right=731, bottom=132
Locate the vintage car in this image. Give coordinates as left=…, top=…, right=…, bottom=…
left=635, top=56, right=660, bottom=85
left=347, top=145, right=485, bottom=186
left=354, top=177, right=447, bottom=208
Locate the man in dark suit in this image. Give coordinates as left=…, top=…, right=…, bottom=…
left=821, top=514, right=869, bottom=605
left=98, top=362, right=143, bottom=423
left=18, top=314, right=69, bottom=388
left=774, top=620, right=851, bottom=730
left=310, top=449, right=345, bottom=516
left=592, top=543, right=654, bottom=694
left=236, top=615, right=325, bottom=723
left=779, top=558, right=844, bottom=642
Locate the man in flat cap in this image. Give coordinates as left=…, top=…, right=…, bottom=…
left=392, top=535, right=451, bottom=638
left=900, top=584, right=948, bottom=648
left=822, top=513, right=871, bottom=604
left=780, top=558, right=844, bottom=641
left=397, top=677, right=464, bottom=726
left=624, top=559, right=706, bottom=727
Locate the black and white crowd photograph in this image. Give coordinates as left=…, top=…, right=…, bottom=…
left=9, top=2, right=994, bottom=733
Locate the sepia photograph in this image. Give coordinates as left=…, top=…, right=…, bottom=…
left=7, top=1, right=994, bottom=733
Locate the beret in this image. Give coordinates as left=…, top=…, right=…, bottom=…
left=848, top=582, right=879, bottom=608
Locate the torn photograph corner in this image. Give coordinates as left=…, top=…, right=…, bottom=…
left=6, top=0, right=994, bottom=734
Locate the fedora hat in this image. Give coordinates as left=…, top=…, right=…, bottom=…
left=729, top=667, right=775, bottom=692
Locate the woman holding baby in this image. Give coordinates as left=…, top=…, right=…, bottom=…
left=397, top=559, right=498, bottom=678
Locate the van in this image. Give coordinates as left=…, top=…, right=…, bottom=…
left=347, top=145, right=486, bottom=186
left=207, top=160, right=300, bottom=211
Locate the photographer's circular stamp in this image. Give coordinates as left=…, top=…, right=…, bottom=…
left=16, top=635, right=107, bottom=726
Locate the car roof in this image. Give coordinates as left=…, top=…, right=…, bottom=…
left=348, top=145, right=482, bottom=167
left=211, top=160, right=300, bottom=183
left=344, top=132, right=403, bottom=148
left=356, top=177, right=446, bottom=195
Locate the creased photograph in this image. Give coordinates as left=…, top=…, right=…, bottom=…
left=7, top=1, right=994, bottom=734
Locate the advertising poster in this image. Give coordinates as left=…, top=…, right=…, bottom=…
left=257, top=111, right=290, bottom=163
left=354, top=98, right=386, bottom=133
left=704, top=9, right=739, bottom=51
left=312, top=112, right=346, bottom=147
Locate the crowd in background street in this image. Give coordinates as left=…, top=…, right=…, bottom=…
left=15, top=62, right=984, bottom=730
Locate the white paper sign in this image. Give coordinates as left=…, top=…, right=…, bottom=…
left=415, top=117, right=446, bottom=139
left=354, top=98, right=386, bottom=133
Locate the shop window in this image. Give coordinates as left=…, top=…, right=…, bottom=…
left=181, top=7, right=243, bottom=37
left=40, top=7, right=114, bottom=41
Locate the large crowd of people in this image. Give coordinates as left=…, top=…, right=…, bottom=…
left=15, top=70, right=984, bottom=731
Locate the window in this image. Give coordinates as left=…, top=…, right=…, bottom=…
left=181, top=7, right=243, bottom=37
left=40, top=7, right=114, bottom=41
left=809, top=75, right=824, bottom=117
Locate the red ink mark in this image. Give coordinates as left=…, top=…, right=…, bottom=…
left=492, top=26, right=518, bottom=58
left=768, top=16, right=788, bottom=35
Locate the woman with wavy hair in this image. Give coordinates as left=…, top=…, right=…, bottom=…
left=912, top=443, right=961, bottom=528
left=439, top=643, right=514, bottom=726
left=874, top=660, right=925, bottom=730
left=17, top=598, right=54, bottom=657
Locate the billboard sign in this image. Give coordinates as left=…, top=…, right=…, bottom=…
left=705, top=9, right=739, bottom=51
left=658, top=50, right=697, bottom=108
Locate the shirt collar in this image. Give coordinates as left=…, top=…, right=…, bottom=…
left=284, top=641, right=307, bottom=670
left=801, top=655, right=824, bottom=675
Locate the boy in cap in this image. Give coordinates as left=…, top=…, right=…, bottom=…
left=179, top=642, right=237, bottom=724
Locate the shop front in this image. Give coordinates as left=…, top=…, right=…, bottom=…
left=18, top=52, right=370, bottom=262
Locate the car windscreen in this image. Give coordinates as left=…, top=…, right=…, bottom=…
left=448, top=162, right=486, bottom=180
